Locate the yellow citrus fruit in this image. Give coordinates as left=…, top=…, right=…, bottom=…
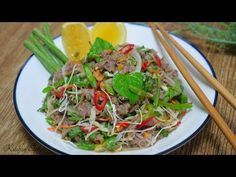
left=61, top=22, right=91, bottom=60
left=91, top=22, right=126, bottom=46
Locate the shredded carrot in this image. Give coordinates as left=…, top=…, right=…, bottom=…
left=66, top=84, right=76, bottom=90
left=94, top=70, right=104, bottom=81
left=60, top=125, right=73, bottom=129
left=104, top=49, right=113, bottom=55
left=70, top=60, right=81, bottom=65
left=48, top=127, right=56, bottom=132
left=143, top=132, right=150, bottom=139
left=99, top=81, right=105, bottom=90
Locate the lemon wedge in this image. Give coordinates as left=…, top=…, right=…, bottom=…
left=61, top=22, right=91, bottom=60
left=91, top=22, right=126, bottom=46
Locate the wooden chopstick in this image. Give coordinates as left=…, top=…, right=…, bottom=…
left=155, top=23, right=236, bottom=110
left=148, top=22, right=236, bottom=150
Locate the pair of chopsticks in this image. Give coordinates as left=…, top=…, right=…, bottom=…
left=148, top=22, right=236, bottom=150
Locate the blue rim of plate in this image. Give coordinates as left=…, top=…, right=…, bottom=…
left=13, top=24, right=218, bottom=155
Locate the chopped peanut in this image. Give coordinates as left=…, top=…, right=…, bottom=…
left=117, top=64, right=124, bottom=71
left=94, top=70, right=104, bottom=81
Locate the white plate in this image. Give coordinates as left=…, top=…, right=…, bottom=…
left=13, top=23, right=217, bottom=155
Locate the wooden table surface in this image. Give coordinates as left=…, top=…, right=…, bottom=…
left=0, top=22, right=235, bottom=155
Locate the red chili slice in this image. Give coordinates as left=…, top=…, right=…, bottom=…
left=119, top=44, right=135, bottom=54
left=80, top=126, right=97, bottom=133
left=142, top=61, right=149, bottom=71
left=52, top=87, right=66, bottom=98
left=154, top=54, right=162, bottom=67
left=94, top=90, right=108, bottom=111
left=136, top=116, right=155, bottom=129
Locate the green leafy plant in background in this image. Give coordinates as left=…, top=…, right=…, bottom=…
left=174, top=22, right=236, bottom=49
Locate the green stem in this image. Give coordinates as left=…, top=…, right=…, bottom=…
left=32, top=28, right=68, bottom=64
left=84, top=64, right=97, bottom=88
left=29, top=34, right=60, bottom=70
left=153, top=75, right=161, bottom=107
left=43, top=23, right=54, bottom=44
left=24, top=40, right=56, bottom=74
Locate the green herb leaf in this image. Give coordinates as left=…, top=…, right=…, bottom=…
left=53, top=79, right=65, bottom=88
left=53, top=99, right=61, bottom=108
left=67, top=75, right=89, bottom=88
left=137, top=45, right=150, bottom=52
left=160, top=129, right=169, bottom=137
left=84, top=63, right=97, bottom=88
left=143, top=75, right=155, bottom=92
left=87, top=37, right=114, bottom=62
left=42, top=86, right=53, bottom=93
left=77, top=142, right=96, bottom=150
left=104, top=136, right=117, bottom=151
left=67, top=111, right=81, bottom=122
left=37, top=94, right=50, bottom=112
left=163, top=79, right=182, bottom=102
left=128, top=85, right=146, bottom=97
left=112, top=72, right=144, bottom=104
left=153, top=74, right=161, bottom=107
left=180, top=91, right=187, bottom=104
left=46, top=117, right=54, bottom=125
left=159, top=100, right=192, bottom=110
left=68, top=127, right=83, bottom=139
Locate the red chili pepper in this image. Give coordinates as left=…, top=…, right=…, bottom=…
left=94, top=90, right=108, bottom=111
left=136, top=116, right=155, bottom=129
left=176, top=121, right=181, bottom=126
left=52, top=87, right=66, bottom=98
left=119, top=44, right=135, bottom=54
left=115, top=122, right=130, bottom=132
left=181, top=110, right=187, bottom=117
left=154, top=54, right=162, bottom=67
left=142, top=61, right=149, bottom=71
left=116, top=122, right=129, bottom=128
left=52, top=84, right=75, bottom=98
left=80, top=126, right=97, bottom=133
left=96, top=80, right=102, bottom=89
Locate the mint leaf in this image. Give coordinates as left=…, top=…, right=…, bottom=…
left=87, top=37, right=114, bottom=62
left=112, top=72, right=144, bottom=104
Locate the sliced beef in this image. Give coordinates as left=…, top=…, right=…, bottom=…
left=51, top=112, right=63, bottom=124
left=138, top=50, right=145, bottom=58
left=62, top=118, right=74, bottom=126
left=161, top=60, right=172, bottom=73
left=94, top=58, right=117, bottom=73
left=93, top=134, right=104, bottom=144
left=120, top=62, right=136, bottom=73
left=169, top=70, right=178, bottom=79
left=61, top=128, right=70, bottom=138
left=110, top=96, right=120, bottom=106
left=116, top=102, right=131, bottom=116
left=94, top=51, right=123, bottom=73
left=53, top=62, right=84, bottom=82
left=80, top=89, right=94, bottom=101
left=53, top=69, right=63, bottom=82
left=77, top=101, right=93, bottom=118
left=64, top=62, right=82, bottom=76
left=129, top=102, right=141, bottom=113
